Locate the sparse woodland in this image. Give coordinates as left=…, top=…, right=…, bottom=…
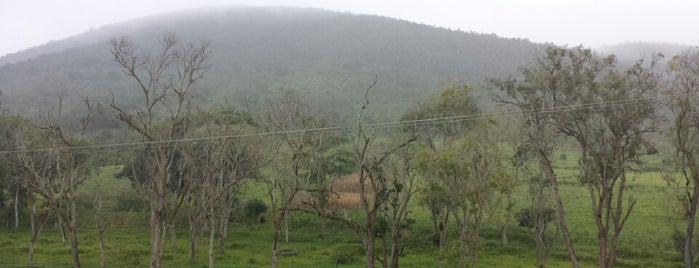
left=4, top=10, right=699, bottom=268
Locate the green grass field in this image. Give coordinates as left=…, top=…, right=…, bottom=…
left=0, top=154, right=689, bottom=267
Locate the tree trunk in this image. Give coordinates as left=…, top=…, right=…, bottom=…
left=685, top=184, right=699, bottom=268
left=365, top=231, right=376, bottom=268
left=470, top=208, right=482, bottom=268
left=390, top=227, right=400, bottom=268
left=217, top=207, right=230, bottom=254
left=98, top=230, right=106, bottom=268
left=535, top=223, right=548, bottom=268
left=188, top=214, right=198, bottom=261
left=150, top=208, right=162, bottom=268
left=284, top=209, right=289, bottom=243
left=67, top=175, right=81, bottom=268
left=13, top=186, right=19, bottom=230
left=381, top=233, right=388, bottom=268
left=208, top=216, right=216, bottom=268
left=59, top=216, right=67, bottom=246
left=170, top=222, right=177, bottom=251
left=598, top=219, right=608, bottom=268
left=69, top=223, right=81, bottom=268
left=28, top=236, right=36, bottom=266
left=271, top=223, right=280, bottom=268
left=438, top=211, right=449, bottom=268
left=28, top=195, right=37, bottom=266
left=457, top=208, right=467, bottom=268
left=95, top=187, right=106, bottom=268
left=501, top=189, right=512, bottom=246
left=538, top=149, right=579, bottom=268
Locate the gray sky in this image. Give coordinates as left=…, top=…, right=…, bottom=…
left=1, top=0, right=698, bottom=57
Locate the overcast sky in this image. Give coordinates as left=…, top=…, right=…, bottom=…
left=1, top=0, right=698, bottom=57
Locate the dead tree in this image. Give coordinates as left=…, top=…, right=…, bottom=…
left=265, top=90, right=329, bottom=268
left=109, top=34, right=209, bottom=268
left=16, top=95, right=97, bottom=268
left=182, top=108, right=261, bottom=268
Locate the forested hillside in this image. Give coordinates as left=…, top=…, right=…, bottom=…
left=4, top=5, right=699, bottom=268
left=0, top=6, right=543, bottom=121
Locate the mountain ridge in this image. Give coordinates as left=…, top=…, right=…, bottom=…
left=0, top=6, right=544, bottom=121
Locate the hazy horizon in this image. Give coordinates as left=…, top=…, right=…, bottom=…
left=2, top=0, right=699, bottom=58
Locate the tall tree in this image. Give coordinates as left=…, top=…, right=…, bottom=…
left=664, top=49, right=699, bottom=268
left=351, top=81, right=416, bottom=268
left=303, top=81, right=415, bottom=268
left=109, top=34, right=209, bottom=268
left=414, top=125, right=509, bottom=268
left=378, top=151, right=418, bottom=268
left=182, top=108, right=261, bottom=268
left=401, top=84, right=480, bottom=264
left=0, top=115, right=26, bottom=230
left=265, top=90, right=329, bottom=268
left=491, top=47, right=578, bottom=267
left=495, top=46, right=660, bottom=268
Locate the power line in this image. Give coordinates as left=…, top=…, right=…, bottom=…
left=0, top=94, right=667, bottom=155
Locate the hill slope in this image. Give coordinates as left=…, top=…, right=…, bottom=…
left=0, top=6, right=545, bottom=121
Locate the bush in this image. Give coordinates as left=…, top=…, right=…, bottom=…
left=515, top=207, right=555, bottom=228
left=330, top=244, right=363, bottom=264
left=244, top=199, right=267, bottom=220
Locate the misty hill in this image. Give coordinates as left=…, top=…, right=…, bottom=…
left=0, top=6, right=545, bottom=121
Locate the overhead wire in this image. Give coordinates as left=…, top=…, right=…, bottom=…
left=0, top=93, right=669, bottom=156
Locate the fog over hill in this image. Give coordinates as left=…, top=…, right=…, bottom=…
left=1, top=6, right=546, bottom=121
left=596, top=42, right=694, bottom=63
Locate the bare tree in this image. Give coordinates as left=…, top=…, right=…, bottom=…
left=15, top=122, right=53, bottom=267
left=16, top=95, right=97, bottom=268
left=94, top=182, right=106, bottom=268
left=298, top=81, right=415, bottom=268
left=265, top=90, right=329, bottom=268
left=182, top=108, right=261, bottom=268
left=109, top=34, right=209, bottom=268
left=351, top=82, right=416, bottom=268
left=0, top=115, right=27, bottom=230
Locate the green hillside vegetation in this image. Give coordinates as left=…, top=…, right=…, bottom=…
left=0, top=6, right=543, bottom=122
left=3, top=6, right=699, bottom=268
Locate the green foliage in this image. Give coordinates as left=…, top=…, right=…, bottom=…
left=0, top=7, right=542, bottom=123
left=515, top=207, right=555, bottom=229
left=402, top=84, right=480, bottom=149
left=244, top=199, right=267, bottom=220
left=329, top=244, right=363, bottom=264
left=323, top=146, right=355, bottom=176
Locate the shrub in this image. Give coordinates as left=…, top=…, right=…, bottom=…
left=515, top=207, right=555, bottom=228
left=330, top=244, right=363, bottom=264
left=244, top=199, right=267, bottom=220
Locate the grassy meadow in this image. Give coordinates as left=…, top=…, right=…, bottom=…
left=0, top=151, right=688, bottom=267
